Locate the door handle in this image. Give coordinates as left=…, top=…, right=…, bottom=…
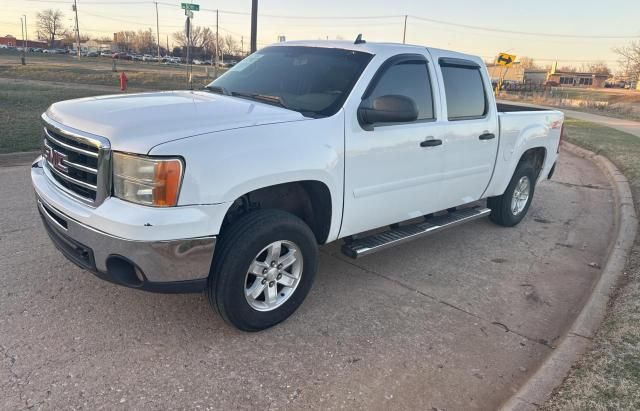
left=420, top=139, right=442, bottom=147
left=479, top=133, right=496, bottom=140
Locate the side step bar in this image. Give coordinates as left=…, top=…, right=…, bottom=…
left=341, top=206, right=491, bottom=259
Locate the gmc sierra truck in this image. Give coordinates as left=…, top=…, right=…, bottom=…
left=31, top=39, right=563, bottom=331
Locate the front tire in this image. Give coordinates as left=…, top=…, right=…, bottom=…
left=208, top=209, right=318, bottom=331
left=488, top=162, right=536, bottom=227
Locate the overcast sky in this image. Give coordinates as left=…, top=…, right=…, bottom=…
left=3, top=0, right=639, bottom=70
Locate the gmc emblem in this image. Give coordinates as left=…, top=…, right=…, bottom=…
left=44, top=145, right=68, bottom=173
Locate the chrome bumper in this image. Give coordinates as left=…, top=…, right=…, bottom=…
left=36, top=195, right=216, bottom=293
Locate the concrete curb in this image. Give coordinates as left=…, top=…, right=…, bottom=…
left=0, top=151, right=39, bottom=167
left=500, top=142, right=638, bottom=410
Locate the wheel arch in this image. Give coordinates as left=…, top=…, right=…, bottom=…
left=220, top=180, right=333, bottom=244
left=518, top=146, right=547, bottom=179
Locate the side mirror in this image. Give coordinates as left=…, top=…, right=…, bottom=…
left=358, top=95, right=418, bottom=126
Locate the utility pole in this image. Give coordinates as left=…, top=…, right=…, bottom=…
left=73, top=0, right=81, bottom=59
left=214, top=9, right=219, bottom=78
left=155, top=2, right=160, bottom=60
left=20, top=16, right=25, bottom=65
left=22, top=15, right=27, bottom=49
left=241, top=36, right=243, bottom=55
left=250, top=0, right=257, bottom=53
left=402, top=15, right=407, bottom=44
left=185, top=14, right=191, bottom=87
left=166, top=34, right=169, bottom=56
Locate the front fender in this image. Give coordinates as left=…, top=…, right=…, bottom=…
left=150, top=113, right=345, bottom=240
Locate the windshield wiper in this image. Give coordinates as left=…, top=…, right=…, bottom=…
left=230, top=92, right=289, bottom=110
left=204, top=85, right=231, bottom=96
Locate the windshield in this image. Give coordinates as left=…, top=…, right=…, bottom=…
left=206, top=46, right=373, bottom=117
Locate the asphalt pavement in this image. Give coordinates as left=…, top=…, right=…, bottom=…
left=0, top=149, right=614, bottom=410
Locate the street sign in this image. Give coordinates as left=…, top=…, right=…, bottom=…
left=181, top=3, right=200, bottom=11
left=497, top=52, right=516, bottom=67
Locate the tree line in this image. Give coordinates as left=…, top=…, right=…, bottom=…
left=34, top=8, right=243, bottom=58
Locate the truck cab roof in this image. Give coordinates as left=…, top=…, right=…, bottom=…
left=269, top=40, right=483, bottom=66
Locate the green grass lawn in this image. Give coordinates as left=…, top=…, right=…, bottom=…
left=542, top=119, right=640, bottom=410
left=0, top=82, right=114, bottom=153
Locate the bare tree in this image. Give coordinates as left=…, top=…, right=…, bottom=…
left=173, top=26, right=206, bottom=48
left=518, top=56, right=538, bottom=69
left=614, top=41, right=640, bottom=81
left=580, top=61, right=611, bottom=76
left=174, top=26, right=221, bottom=59
left=223, top=35, right=238, bottom=56
left=558, top=65, right=577, bottom=73
left=114, top=31, right=136, bottom=51
left=36, top=9, right=67, bottom=47
left=132, top=29, right=156, bottom=54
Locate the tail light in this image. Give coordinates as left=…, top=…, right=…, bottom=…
left=558, top=124, right=565, bottom=153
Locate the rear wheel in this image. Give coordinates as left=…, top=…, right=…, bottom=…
left=207, top=209, right=318, bottom=331
left=488, top=162, right=536, bottom=227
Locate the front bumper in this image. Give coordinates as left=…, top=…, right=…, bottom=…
left=32, top=158, right=217, bottom=293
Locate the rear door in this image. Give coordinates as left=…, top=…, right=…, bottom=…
left=431, top=54, right=499, bottom=208
left=341, top=52, right=446, bottom=237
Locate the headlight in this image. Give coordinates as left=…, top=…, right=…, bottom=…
left=113, top=152, right=184, bottom=207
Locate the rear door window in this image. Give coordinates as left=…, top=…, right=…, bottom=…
left=440, top=61, right=487, bottom=120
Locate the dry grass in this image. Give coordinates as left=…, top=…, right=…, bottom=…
left=541, top=119, right=640, bottom=410
left=501, top=88, right=640, bottom=122
left=0, top=81, right=114, bottom=153
left=0, top=49, right=222, bottom=91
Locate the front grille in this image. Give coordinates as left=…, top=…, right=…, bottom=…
left=41, top=115, right=111, bottom=205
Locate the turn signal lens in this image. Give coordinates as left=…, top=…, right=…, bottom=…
left=113, top=152, right=184, bottom=207
left=153, top=160, right=182, bottom=206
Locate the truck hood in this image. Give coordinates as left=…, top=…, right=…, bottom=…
left=45, top=90, right=308, bottom=153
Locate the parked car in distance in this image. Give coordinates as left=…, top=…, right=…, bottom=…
left=112, top=52, right=132, bottom=60
left=100, top=50, right=112, bottom=57
left=32, top=40, right=564, bottom=331
left=162, top=56, right=180, bottom=64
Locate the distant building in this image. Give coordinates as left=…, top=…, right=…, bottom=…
left=73, top=39, right=115, bottom=53
left=486, top=63, right=547, bottom=85
left=0, top=35, right=47, bottom=49
left=486, top=61, right=609, bottom=88
left=546, top=62, right=608, bottom=88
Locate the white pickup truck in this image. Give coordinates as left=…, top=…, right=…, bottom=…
left=32, top=39, right=563, bottom=331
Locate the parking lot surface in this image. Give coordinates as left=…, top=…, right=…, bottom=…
left=0, top=150, right=613, bottom=410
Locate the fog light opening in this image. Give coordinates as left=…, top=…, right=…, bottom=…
left=106, top=256, right=145, bottom=287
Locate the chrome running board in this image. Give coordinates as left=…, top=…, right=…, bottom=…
left=341, top=206, right=491, bottom=259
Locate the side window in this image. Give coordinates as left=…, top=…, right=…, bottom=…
left=440, top=63, right=487, bottom=120
left=368, top=60, right=434, bottom=121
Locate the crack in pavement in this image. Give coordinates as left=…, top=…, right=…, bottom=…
left=549, top=180, right=611, bottom=191
left=568, top=332, right=593, bottom=340
left=324, top=250, right=555, bottom=349
left=0, top=344, right=18, bottom=381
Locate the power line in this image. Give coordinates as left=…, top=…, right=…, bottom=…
left=11, top=1, right=640, bottom=41
left=408, top=15, right=640, bottom=39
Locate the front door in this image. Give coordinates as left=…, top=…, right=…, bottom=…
left=341, top=53, right=446, bottom=237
